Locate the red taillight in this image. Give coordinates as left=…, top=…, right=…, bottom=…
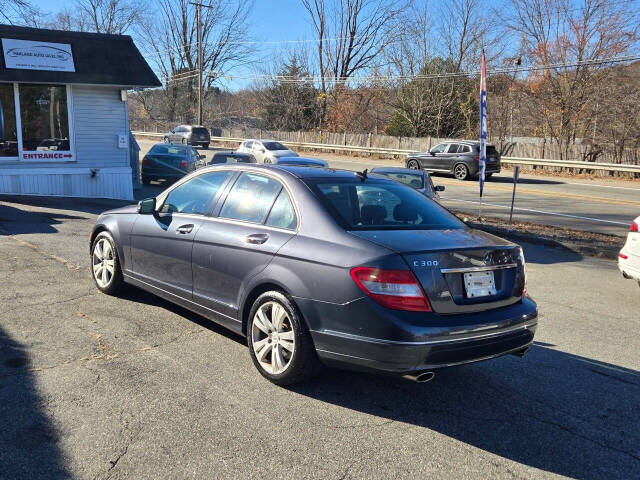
left=473, top=155, right=479, bottom=162
left=619, top=253, right=629, bottom=260
left=179, top=159, right=188, bottom=169
left=631, top=221, right=639, bottom=232
left=350, top=267, right=431, bottom=312
left=142, top=156, right=149, bottom=165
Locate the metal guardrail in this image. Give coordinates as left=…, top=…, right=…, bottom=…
left=132, top=131, right=640, bottom=174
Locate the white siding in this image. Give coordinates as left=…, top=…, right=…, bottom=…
left=0, top=167, right=133, bottom=200
left=72, top=85, right=129, bottom=168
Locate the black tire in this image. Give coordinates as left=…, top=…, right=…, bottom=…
left=264, top=158, right=272, bottom=164
left=485, top=173, right=493, bottom=179
left=407, top=159, right=421, bottom=170
left=163, top=137, right=169, bottom=143
left=202, top=143, right=209, bottom=150
left=141, top=176, right=151, bottom=185
left=90, top=231, right=125, bottom=296
left=454, top=163, right=470, bottom=180
left=182, top=137, right=187, bottom=145
left=249, top=155, right=257, bottom=163
left=247, top=291, right=322, bottom=386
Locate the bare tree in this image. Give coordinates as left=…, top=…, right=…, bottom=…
left=502, top=0, right=640, bottom=158
left=74, top=0, right=146, bottom=34
left=301, top=0, right=407, bottom=126
left=138, top=0, right=254, bottom=124
left=0, top=0, right=37, bottom=23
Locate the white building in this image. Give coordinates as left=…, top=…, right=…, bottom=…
left=0, top=25, right=160, bottom=200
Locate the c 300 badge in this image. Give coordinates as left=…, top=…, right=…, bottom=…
left=413, top=260, right=438, bottom=267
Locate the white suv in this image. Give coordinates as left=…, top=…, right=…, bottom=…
left=237, top=139, right=298, bottom=164
left=619, top=216, right=640, bottom=287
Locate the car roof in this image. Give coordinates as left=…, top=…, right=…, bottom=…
left=276, top=157, right=326, bottom=165
left=371, top=167, right=425, bottom=175
left=214, top=150, right=250, bottom=156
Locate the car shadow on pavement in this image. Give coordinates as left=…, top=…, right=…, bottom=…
left=289, top=344, right=640, bottom=480
left=0, top=326, right=72, bottom=479
left=519, top=242, right=584, bottom=265
left=0, top=203, right=87, bottom=235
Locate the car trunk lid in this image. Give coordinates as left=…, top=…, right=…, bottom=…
left=350, top=228, right=525, bottom=314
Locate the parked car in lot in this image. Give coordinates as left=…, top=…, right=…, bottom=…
left=237, top=139, right=298, bottom=164
left=406, top=140, right=501, bottom=180
left=164, top=125, right=210, bottom=149
left=271, top=156, right=327, bottom=167
left=371, top=167, right=444, bottom=203
left=90, top=164, right=536, bottom=386
left=141, top=143, right=205, bottom=184
left=619, top=217, right=640, bottom=287
left=208, top=151, right=256, bottom=165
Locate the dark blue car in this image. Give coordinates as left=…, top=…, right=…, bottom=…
left=90, top=164, right=536, bottom=385
left=141, top=143, right=205, bottom=184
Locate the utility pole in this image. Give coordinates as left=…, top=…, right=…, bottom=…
left=196, top=1, right=203, bottom=126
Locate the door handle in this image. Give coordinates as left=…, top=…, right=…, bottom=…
left=176, top=224, right=194, bottom=234
left=244, top=233, right=269, bottom=245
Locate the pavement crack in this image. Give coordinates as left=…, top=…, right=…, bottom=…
left=0, top=291, right=98, bottom=316
left=1, top=232, right=83, bottom=270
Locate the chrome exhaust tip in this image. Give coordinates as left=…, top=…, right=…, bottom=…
left=403, top=371, right=435, bottom=383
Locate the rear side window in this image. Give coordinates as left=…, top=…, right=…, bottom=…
left=266, top=190, right=297, bottom=230
left=447, top=144, right=461, bottom=153
left=460, top=145, right=472, bottom=153
left=211, top=154, right=239, bottom=164
left=161, top=171, right=233, bottom=215
left=220, top=173, right=282, bottom=223
left=307, top=178, right=463, bottom=231
left=487, top=146, right=499, bottom=156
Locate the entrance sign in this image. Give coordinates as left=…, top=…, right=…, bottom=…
left=2, top=38, right=75, bottom=72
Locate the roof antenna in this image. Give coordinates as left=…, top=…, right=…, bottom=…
left=355, top=168, right=368, bottom=181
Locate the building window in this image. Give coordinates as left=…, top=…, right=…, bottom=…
left=0, top=83, right=18, bottom=158
left=19, top=84, right=70, bottom=152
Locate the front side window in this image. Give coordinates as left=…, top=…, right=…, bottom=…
left=430, top=143, right=447, bottom=154
left=19, top=84, right=69, bottom=151
left=0, top=83, right=18, bottom=157
left=161, top=170, right=232, bottom=215
left=307, top=178, right=463, bottom=231
left=220, top=172, right=282, bottom=223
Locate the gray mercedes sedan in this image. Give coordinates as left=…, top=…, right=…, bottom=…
left=90, top=164, right=537, bottom=385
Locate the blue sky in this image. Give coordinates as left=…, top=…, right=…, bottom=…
left=30, top=0, right=313, bottom=89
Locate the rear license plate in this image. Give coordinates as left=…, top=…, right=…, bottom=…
left=464, top=271, right=497, bottom=298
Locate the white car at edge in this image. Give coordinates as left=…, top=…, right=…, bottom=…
left=237, top=139, right=298, bottom=164
left=619, top=216, right=640, bottom=287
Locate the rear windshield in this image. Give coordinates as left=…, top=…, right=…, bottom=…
left=304, top=177, right=464, bottom=231
left=487, top=145, right=498, bottom=156
left=263, top=142, right=286, bottom=151
left=378, top=172, right=424, bottom=189
left=192, top=127, right=208, bottom=135
left=149, top=144, right=186, bottom=155
left=211, top=154, right=250, bottom=164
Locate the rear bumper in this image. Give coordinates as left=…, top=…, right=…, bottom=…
left=300, top=296, right=537, bottom=375
left=619, top=249, right=640, bottom=280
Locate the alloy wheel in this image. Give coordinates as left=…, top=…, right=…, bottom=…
left=454, top=164, right=469, bottom=180
left=251, top=301, right=295, bottom=374
left=408, top=160, right=420, bottom=169
left=92, top=238, right=115, bottom=288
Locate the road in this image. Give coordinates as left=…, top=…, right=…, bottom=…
left=136, top=139, right=639, bottom=236
left=1, top=194, right=639, bottom=479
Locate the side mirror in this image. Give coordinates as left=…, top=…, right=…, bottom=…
left=430, top=151, right=436, bottom=156
left=137, top=197, right=156, bottom=214
left=435, top=185, right=445, bottom=192
left=199, top=154, right=206, bottom=160
left=259, top=148, right=265, bottom=153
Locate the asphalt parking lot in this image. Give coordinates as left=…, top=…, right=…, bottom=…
left=1, top=195, right=639, bottom=480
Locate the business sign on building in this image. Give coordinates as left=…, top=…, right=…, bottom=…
left=2, top=38, right=75, bottom=72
